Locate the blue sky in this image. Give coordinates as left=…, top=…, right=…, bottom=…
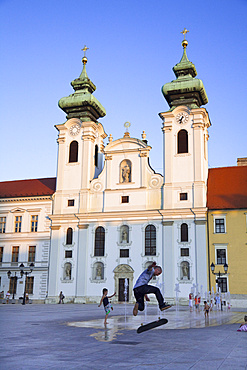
left=0, top=0, right=246, bottom=181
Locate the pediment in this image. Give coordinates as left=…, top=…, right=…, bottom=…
left=105, top=137, right=151, bottom=153
left=10, top=207, right=26, bottom=213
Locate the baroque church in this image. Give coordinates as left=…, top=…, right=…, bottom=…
left=0, top=34, right=246, bottom=305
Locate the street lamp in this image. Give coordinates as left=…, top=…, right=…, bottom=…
left=19, top=263, right=34, bottom=305
left=7, top=270, right=23, bottom=300
left=210, top=262, right=228, bottom=277
left=210, top=262, right=228, bottom=292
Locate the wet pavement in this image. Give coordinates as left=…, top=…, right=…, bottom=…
left=0, top=303, right=247, bottom=369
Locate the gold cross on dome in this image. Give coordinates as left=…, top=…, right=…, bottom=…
left=81, top=45, right=89, bottom=57
left=181, top=28, right=189, bottom=40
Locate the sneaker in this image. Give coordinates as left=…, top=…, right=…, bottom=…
left=133, top=302, right=139, bottom=316
left=160, top=303, right=172, bottom=311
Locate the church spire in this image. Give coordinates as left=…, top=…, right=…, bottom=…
left=58, top=46, right=106, bottom=122
left=162, top=29, right=208, bottom=110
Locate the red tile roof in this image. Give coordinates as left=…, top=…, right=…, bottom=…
left=0, top=178, right=56, bottom=198
left=207, top=166, right=247, bottom=209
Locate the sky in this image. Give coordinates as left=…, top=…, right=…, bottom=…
left=0, top=0, right=246, bottom=182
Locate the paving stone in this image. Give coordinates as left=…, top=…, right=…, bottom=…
left=0, top=304, right=246, bottom=369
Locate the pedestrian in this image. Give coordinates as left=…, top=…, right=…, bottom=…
left=194, top=295, right=199, bottom=312
left=6, top=291, right=10, bottom=304
left=189, top=292, right=193, bottom=312
left=59, top=291, right=65, bottom=304
left=25, top=292, right=29, bottom=303
left=203, top=301, right=210, bottom=317
left=215, top=293, right=221, bottom=310
left=98, top=288, right=116, bottom=325
left=210, top=299, right=214, bottom=311
left=237, top=316, right=247, bottom=332
left=133, top=261, right=171, bottom=316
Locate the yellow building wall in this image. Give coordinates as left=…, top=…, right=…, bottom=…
left=208, top=209, right=247, bottom=296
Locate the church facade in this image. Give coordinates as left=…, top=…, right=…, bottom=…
left=0, top=36, right=246, bottom=305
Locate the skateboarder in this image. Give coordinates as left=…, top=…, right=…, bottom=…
left=133, top=262, right=171, bottom=316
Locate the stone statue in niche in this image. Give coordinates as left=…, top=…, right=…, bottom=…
left=181, top=261, right=189, bottom=280
left=120, top=160, right=131, bottom=183
left=64, top=262, right=72, bottom=280
left=95, top=263, right=104, bottom=280
left=120, top=225, right=129, bottom=244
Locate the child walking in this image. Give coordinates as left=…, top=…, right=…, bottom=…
left=98, top=288, right=116, bottom=325
left=204, top=301, right=210, bottom=317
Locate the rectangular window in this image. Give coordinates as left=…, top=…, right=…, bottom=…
left=26, top=276, right=34, bottom=294
left=28, top=246, right=36, bottom=262
left=216, top=249, right=226, bottom=264
left=14, top=216, right=22, bottom=232
left=120, top=249, right=129, bottom=258
left=0, top=217, right=6, bottom=233
left=215, top=218, right=225, bottom=233
left=65, top=250, right=72, bottom=258
left=12, top=246, right=19, bottom=263
left=9, top=277, right=17, bottom=295
left=0, top=247, right=3, bottom=263
left=68, top=199, right=75, bottom=207
left=121, top=196, right=129, bottom=203
left=217, top=277, right=227, bottom=293
left=181, top=248, right=189, bottom=257
left=180, top=193, right=188, bottom=201
left=31, top=215, right=38, bottom=232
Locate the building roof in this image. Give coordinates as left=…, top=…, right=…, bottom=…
left=0, top=178, right=56, bottom=198
left=207, top=166, right=247, bottom=210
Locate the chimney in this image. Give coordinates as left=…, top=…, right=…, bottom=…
left=237, top=158, right=247, bottom=166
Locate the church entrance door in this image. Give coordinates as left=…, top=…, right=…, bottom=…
left=118, top=278, right=129, bottom=302
left=113, top=264, right=134, bottom=303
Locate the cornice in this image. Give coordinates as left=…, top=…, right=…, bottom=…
left=0, top=196, right=53, bottom=203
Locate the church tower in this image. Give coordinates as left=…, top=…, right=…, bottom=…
left=47, top=48, right=107, bottom=302
left=159, top=31, right=211, bottom=300
left=54, top=47, right=107, bottom=214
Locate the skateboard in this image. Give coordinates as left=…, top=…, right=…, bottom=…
left=137, top=318, right=168, bottom=333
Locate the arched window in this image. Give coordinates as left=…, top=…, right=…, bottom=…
left=180, top=261, right=190, bottom=280
left=94, top=226, right=105, bottom=256
left=94, top=145, right=98, bottom=168
left=69, top=141, right=78, bottom=163
left=145, top=225, right=156, bottom=256
left=120, top=159, right=132, bottom=183
left=66, top=228, right=73, bottom=245
left=178, top=130, right=188, bottom=154
left=181, top=223, right=188, bottom=242
left=120, top=225, right=129, bottom=244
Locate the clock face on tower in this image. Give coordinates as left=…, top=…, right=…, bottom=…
left=69, top=124, right=80, bottom=136
left=176, top=112, right=189, bottom=124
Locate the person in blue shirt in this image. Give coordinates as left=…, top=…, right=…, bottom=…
left=133, top=261, right=171, bottom=316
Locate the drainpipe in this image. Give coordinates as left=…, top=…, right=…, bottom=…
left=190, top=208, right=198, bottom=289
left=46, top=194, right=54, bottom=303
left=74, top=213, right=80, bottom=300
left=157, top=209, right=165, bottom=297
left=207, top=212, right=211, bottom=292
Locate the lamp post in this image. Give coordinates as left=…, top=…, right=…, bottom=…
left=19, top=263, right=34, bottom=305
left=7, top=271, right=22, bottom=300
left=210, top=262, right=228, bottom=291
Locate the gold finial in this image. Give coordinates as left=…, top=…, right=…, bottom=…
left=181, top=28, right=189, bottom=48
left=181, top=28, right=189, bottom=40
left=142, top=131, right=146, bottom=140
left=81, top=45, right=89, bottom=64
left=124, top=122, right=131, bottom=137
left=108, top=134, right=113, bottom=143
